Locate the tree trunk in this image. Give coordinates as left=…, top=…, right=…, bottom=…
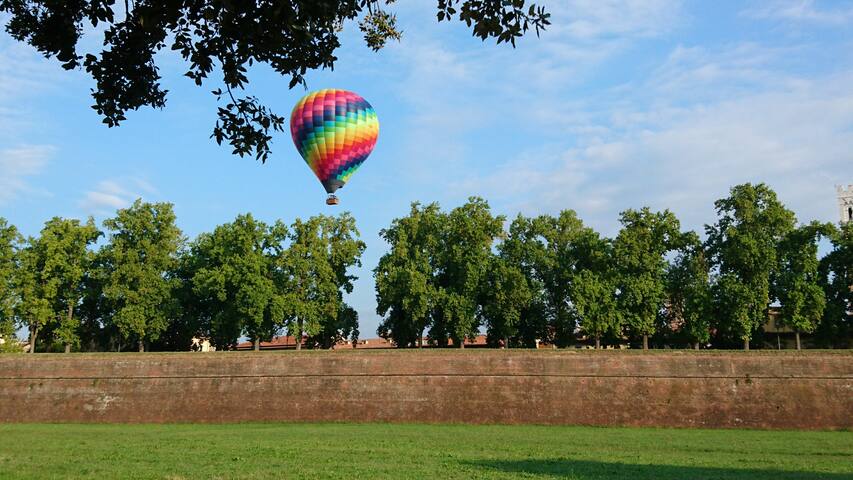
left=296, top=318, right=302, bottom=351
left=138, top=339, right=144, bottom=352
left=459, top=338, right=465, bottom=349
left=63, top=303, right=75, bottom=355
left=28, top=326, right=38, bottom=354
left=254, top=338, right=260, bottom=351
left=642, top=334, right=649, bottom=350
left=693, top=342, right=700, bottom=350
left=796, top=331, right=801, bottom=351
left=504, top=337, right=509, bottom=349
left=743, top=338, right=750, bottom=351
left=595, top=336, right=601, bottom=349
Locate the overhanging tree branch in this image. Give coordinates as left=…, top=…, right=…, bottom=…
left=1, top=0, right=549, bottom=162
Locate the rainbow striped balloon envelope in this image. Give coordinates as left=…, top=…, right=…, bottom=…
left=290, top=89, right=379, bottom=202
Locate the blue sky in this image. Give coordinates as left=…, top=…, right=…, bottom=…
left=2, top=1, right=853, bottom=338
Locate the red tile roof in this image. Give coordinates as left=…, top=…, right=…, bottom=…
left=236, top=334, right=494, bottom=350
left=236, top=335, right=302, bottom=350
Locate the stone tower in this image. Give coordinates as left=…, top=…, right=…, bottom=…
left=838, top=184, right=853, bottom=224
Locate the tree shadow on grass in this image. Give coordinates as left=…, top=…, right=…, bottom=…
left=464, top=459, right=853, bottom=479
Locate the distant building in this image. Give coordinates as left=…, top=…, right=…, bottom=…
left=190, top=337, right=215, bottom=352
left=235, top=334, right=504, bottom=350
left=348, top=337, right=395, bottom=349
left=236, top=335, right=304, bottom=350
left=837, top=184, right=853, bottom=224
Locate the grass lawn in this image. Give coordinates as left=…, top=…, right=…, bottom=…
left=0, top=424, right=850, bottom=479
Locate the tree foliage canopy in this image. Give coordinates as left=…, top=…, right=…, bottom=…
left=481, top=255, right=531, bottom=346
left=665, top=232, right=712, bottom=346
left=98, top=200, right=183, bottom=351
left=773, top=222, right=832, bottom=336
left=432, top=197, right=504, bottom=346
left=497, top=214, right=549, bottom=347
left=3, top=183, right=851, bottom=352
left=536, top=210, right=608, bottom=346
left=0, top=219, right=22, bottom=344
left=1, top=0, right=549, bottom=162
left=572, top=268, right=619, bottom=347
left=705, top=183, right=796, bottom=346
left=13, top=217, right=100, bottom=351
left=818, top=222, right=853, bottom=343
left=375, top=202, right=442, bottom=347
left=612, top=207, right=682, bottom=346
left=189, top=213, right=288, bottom=348
left=375, top=198, right=505, bottom=347
left=282, top=213, right=364, bottom=348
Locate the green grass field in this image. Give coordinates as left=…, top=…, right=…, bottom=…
left=0, top=424, right=850, bottom=479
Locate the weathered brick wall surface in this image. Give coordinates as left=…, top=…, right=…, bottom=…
left=0, top=351, right=850, bottom=429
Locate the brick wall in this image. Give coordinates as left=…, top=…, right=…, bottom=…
left=1, top=351, right=850, bottom=429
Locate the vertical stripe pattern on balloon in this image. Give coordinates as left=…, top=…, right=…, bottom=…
left=290, top=89, right=379, bottom=194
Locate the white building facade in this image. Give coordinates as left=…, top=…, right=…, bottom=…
left=837, top=185, right=853, bottom=224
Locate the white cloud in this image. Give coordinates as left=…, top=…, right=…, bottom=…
left=455, top=41, right=853, bottom=236
left=0, top=40, right=58, bottom=103
left=743, top=0, right=853, bottom=25
left=0, top=145, right=54, bottom=204
left=384, top=1, right=687, bottom=194
left=79, top=177, right=158, bottom=214
left=0, top=34, right=76, bottom=140
left=648, top=43, right=799, bottom=97
left=559, top=0, right=684, bottom=40
left=390, top=0, right=687, bottom=105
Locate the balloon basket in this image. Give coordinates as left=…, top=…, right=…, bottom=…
left=326, top=195, right=340, bottom=206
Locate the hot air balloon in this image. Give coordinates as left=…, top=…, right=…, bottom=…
left=290, top=89, right=379, bottom=205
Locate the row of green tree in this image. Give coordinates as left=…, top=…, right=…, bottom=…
left=1, top=183, right=850, bottom=352
left=0, top=200, right=365, bottom=352
left=374, top=184, right=852, bottom=349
